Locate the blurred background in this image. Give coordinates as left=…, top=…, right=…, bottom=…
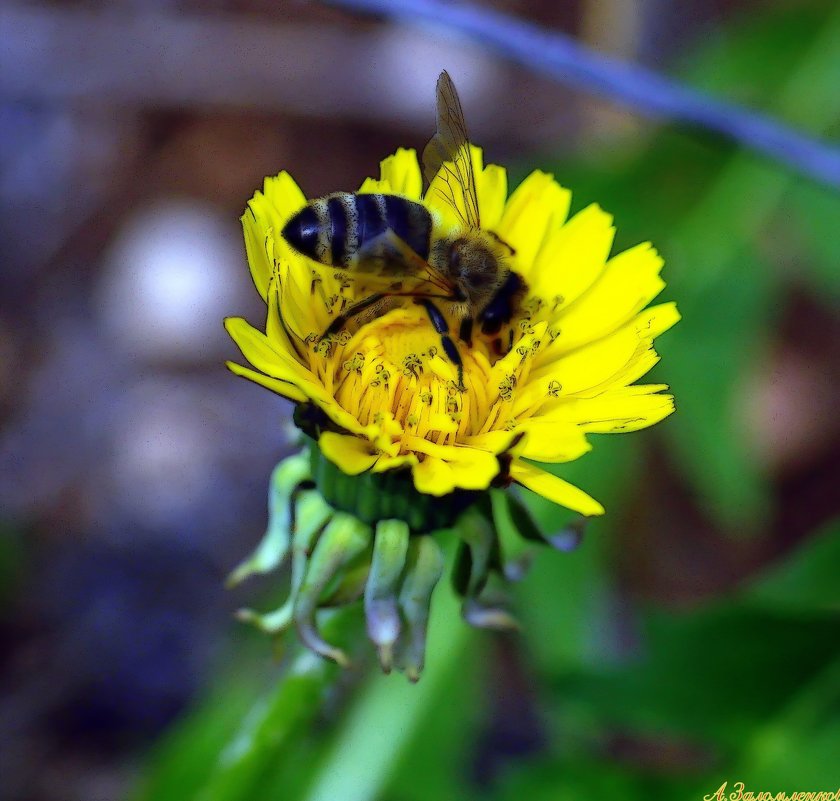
left=1, top=1, right=838, bottom=799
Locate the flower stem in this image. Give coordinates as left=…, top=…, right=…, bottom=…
left=300, top=574, right=472, bottom=801
left=191, top=609, right=362, bottom=801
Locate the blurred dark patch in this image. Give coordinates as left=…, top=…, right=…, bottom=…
left=35, top=539, right=219, bottom=744
left=471, top=635, right=547, bottom=787
left=0, top=535, right=221, bottom=800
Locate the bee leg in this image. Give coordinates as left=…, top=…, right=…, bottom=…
left=321, top=292, right=385, bottom=339
left=416, top=299, right=465, bottom=391
left=458, top=318, right=473, bottom=348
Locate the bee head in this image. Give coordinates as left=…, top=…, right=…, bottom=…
left=446, top=236, right=508, bottom=307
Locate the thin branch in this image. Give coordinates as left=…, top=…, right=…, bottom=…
left=321, top=0, right=840, bottom=188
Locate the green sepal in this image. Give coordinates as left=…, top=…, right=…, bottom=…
left=546, top=517, right=587, bottom=552
left=294, top=512, right=372, bottom=667
left=462, top=582, right=520, bottom=631
left=488, top=490, right=534, bottom=581
left=309, top=444, right=479, bottom=532
left=505, top=490, right=548, bottom=544
left=454, top=507, right=495, bottom=600
left=319, top=548, right=373, bottom=607
left=365, top=520, right=411, bottom=672
left=454, top=505, right=520, bottom=631
left=451, top=541, right=472, bottom=597
left=398, top=536, right=444, bottom=682
left=506, top=489, right=587, bottom=552
left=236, top=488, right=332, bottom=634
left=226, top=451, right=311, bottom=587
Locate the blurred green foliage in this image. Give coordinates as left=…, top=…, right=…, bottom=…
left=131, top=1, right=840, bottom=799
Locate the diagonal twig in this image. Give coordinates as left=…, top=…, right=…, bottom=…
left=321, top=0, right=840, bottom=189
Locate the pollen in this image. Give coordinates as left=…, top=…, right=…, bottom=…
left=328, top=307, right=499, bottom=447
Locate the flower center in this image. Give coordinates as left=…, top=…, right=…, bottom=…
left=328, top=307, right=496, bottom=446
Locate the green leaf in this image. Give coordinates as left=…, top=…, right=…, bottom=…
left=129, top=667, right=260, bottom=801
left=131, top=611, right=360, bottom=801
left=514, top=437, right=641, bottom=673
left=735, top=657, right=840, bottom=786
left=296, top=574, right=479, bottom=801
left=743, top=519, right=840, bottom=614
left=784, top=182, right=840, bottom=300
left=492, top=758, right=650, bottom=801
left=547, top=519, right=840, bottom=753
left=659, top=251, right=777, bottom=529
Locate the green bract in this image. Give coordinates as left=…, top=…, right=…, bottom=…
left=230, top=448, right=583, bottom=680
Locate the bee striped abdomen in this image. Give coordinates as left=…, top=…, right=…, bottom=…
left=381, top=195, right=431, bottom=260
left=282, top=193, right=432, bottom=268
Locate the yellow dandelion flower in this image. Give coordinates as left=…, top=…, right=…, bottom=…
left=227, top=146, right=678, bottom=518
left=226, top=74, right=678, bottom=678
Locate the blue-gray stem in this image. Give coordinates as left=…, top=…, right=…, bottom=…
left=321, top=0, right=840, bottom=188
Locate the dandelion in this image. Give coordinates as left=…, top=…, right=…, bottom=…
left=226, top=145, right=679, bottom=679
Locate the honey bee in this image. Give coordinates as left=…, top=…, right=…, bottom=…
left=282, top=71, right=525, bottom=387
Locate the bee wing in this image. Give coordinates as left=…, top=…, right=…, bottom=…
left=349, top=229, right=457, bottom=297
left=422, top=71, right=481, bottom=230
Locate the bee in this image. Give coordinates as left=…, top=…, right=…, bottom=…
left=281, top=71, right=525, bottom=388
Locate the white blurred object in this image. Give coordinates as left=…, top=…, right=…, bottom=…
left=97, top=199, right=245, bottom=363
left=108, top=377, right=217, bottom=531
left=373, top=27, right=504, bottom=133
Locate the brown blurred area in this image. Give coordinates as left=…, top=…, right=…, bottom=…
left=2, top=1, right=835, bottom=800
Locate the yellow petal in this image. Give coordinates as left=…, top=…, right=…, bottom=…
left=406, top=437, right=500, bottom=495
left=541, top=388, right=676, bottom=433
left=462, top=431, right=519, bottom=454
left=264, top=273, right=307, bottom=359
left=412, top=457, right=457, bottom=496
left=379, top=148, right=423, bottom=199
left=320, top=402, right=378, bottom=440
left=515, top=422, right=591, bottom=462
left=548, top=242, right=665, bottom=353
left=261, top=171, right=308, bottom=228
left=412, top=454, right=497, bottom=496
left=497, top=170, right=571, bottom=272
left=635, top=301, right=681, bottom=339
left=580, top=304, right=679, bottom=392
left=275, top=251, right=339, bottom=344
left=510, top=461, right=605, bottom=516
left=319, top=432, right=378, bottom=475
left=225, top=361, right=308, bottom=404
left=243, top=174, right=308, bottom=298
left=529, top=302, right=681, bottom=399
left=241, top=208, right=272, bottom=301
left=531, top=322, right=643, bottom=396
left=434, top=449, right=500, bottom=491
left=227, top=315, right=368, bottom=436
left=225, top=317, right=318, bottom=393
left=526, top=203, right=614, bottom=306
left=358, top=176, right=384, bottom=194
left=371, top=453, right=419, bottom=473
left=475, top=162, right=507, bottom=230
